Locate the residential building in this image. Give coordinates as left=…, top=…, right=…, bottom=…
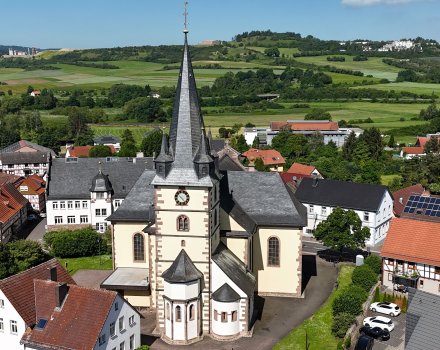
left=0, top=183, right=28, bottom=243
left=244, top=120, right=363, bottom=147
left=16, top=175, right=46, bottom=213
left=392, top=184, right=425, bottom=217
left=399, top=193, right=440, bottom=222
left=287, top=163, right=322, bottom=178
left=102, top=29, right=307, bottom=346
left=93, top=135, right=121, bottom=152
left=0, top=173, right=22, bottom=187
left=0, top=152, right=51, bottom=178
left=400, top=133, right=440, bottom=159
left=0, top=259, right=141, bottom=350
left=295, top=178, right=393, bottom=246
left=66, top=145, right=117, bottom=158
left=405, top=288, right=440, bottom=350
left=242, top=148, right=285, bottom=172
left=381, top=218, right=440, bottom=295
left=0, top=140, right=56, bottom=157
left=46, top=157, right=154, bottom=232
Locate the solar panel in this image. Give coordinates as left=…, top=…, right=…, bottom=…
left=409, top=208, right=415, bottom=213
left=402, top=195, right=440, bottom=218
left=404, top=207, right=410, bottom=213
left=409, top=195, right=416, bottom=201
left=437, top=212, right=440, bottom=217
left=428, top=204, right=434, bottom=209
left=430, top=211, right=437, bottom=217
left=437, top=199, right=440, bottom=204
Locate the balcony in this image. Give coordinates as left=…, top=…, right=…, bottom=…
left=392, top=270, right=419, bottom=288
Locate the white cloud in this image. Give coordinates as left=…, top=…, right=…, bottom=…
left=342, top=0, right=418, bottom=6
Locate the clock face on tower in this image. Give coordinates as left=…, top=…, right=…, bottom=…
left=175, top=189, right=190, bottom=205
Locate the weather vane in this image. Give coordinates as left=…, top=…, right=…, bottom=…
left=184, top=1, right=189, bottom=34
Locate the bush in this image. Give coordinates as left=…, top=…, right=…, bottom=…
left=344, top=336, right=351, bottom=349
left=365, top=255, right=382, bottom=274
left=44, top=228, right=104, bottom=258
left=135, top=346, right=150, bottom=350
left=352, top=265, right=378, bottom=292
left=402, top=296, right=408, bottom=313
left=8, top=240, right=49, bottom=271
left=332, top=312, right=356, bottom=338
left=333, top=285, right=368, bottom=317
left=372, top=286, right=380, bottom=303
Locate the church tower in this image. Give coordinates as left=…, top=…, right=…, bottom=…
left=150, top=3, right=221, bottom=344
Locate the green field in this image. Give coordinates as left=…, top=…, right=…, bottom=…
left=91, top=125, right=156, bottom=144
left=355, top=81, right=440, bottom=95
left=294, top=55, right=401, bottom=81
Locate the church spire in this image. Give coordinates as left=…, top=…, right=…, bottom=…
left=154, top=130, right=173, bottom=178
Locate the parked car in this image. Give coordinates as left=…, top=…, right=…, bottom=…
left=39, top=212, right=47, bottom=218
left=394, top=284, right=408, bottom=293
left=28, top=214, right=38, bottom=221
left=355, top=335, right=374, bottom=350
left=369, top=301, right=401, bottom=316
left=363, top=316, right=395, bottom=332
left=360, top=325, right=390, bottom=341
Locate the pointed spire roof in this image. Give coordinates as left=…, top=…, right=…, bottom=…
left=193, top=129, right=213, bottom=164
left=161, top=249, right=203, bottom=283
left=207, top=129, right=219, bottom=159
left=154, top=130, right=173, bottom=163
left=212, top=283, right=240, bottom=302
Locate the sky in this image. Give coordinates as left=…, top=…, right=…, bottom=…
left=1, top=0, right=439, bottom=49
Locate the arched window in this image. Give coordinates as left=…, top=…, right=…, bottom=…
left=175, top=306, right=181, bottom=322
left=166, top=303, right=170, bottom=320
left=133, top=233, right=145, bottom=261
left=189, top=304, right=195, bottom=321
left=181, top=240, right=186, bottom=247
left=231, top=311, right=237, bottom=322
left=268, top=236, right=280, bottom=267
left=221, top=312, right=227, bottom=323
left=177, top=215, right=189, bottom=231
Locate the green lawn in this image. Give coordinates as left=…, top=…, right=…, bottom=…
left=57, top=255, right=112, bottom=275
left=274, top=265, right=355, bottom=350
left=91, top=125, right=156, bottom=145
left=381, top=175, right=402, bottom=186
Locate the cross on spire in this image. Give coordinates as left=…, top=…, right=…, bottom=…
left=183, top=1, right=189, bottom=34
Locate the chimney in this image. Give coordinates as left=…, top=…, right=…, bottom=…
left=48, top=267, right=57, bottom=281
left=56, top=283, right=69, bottom=308
left=136, top=151, right=144, bottom=158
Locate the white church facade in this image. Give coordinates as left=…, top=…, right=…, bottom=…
left=97, top=29, right=308, bottom=345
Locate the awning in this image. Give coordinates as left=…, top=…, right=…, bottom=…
left=101, top=267, right=149, bottom=291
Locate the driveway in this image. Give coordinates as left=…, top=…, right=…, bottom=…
left=25, top=217, right=47, bottom=243
left=146, top=255, right=338, bottom=350
left=366, top=311, right=406, bottom=350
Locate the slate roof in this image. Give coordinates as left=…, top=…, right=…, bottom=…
left=220, top=171, right=307, bottom=230
left=1, top=140, right=56, bottom=156
left=21, top=281, right=117, bottom=350
left=0, top=151, right=49, bottom=165
left=93, top=135, right=120, bottom=144
left=107, top=170, right=156, bottom=222
left=212, top=243, right=255, bottom=297
left=162, top=249, right=204, bottom=283
left=218, top=154, right=245, bottom=172
left=212, top=283, right=241, bottom=302
left=393, top=184, right=425, bottom=217
left=380, top=218, right=440, bottom=267
left=295, top=177, right=390, bottom=212
left=211, top=139, right=225, bottom=153
left=89, top=172, right=113, bottom=192
left=0, top=259, right=75, bottom=327
left=405, top=288, right=440, bottom=350
left=47, top=157, right=154, bottom=200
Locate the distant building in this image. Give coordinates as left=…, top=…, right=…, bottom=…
left=401, top=133, right=440, bottom=159
left=30, top=90, right=41, bottom=97
left=199, top=39, right=222, bottom=46
left=378, top=40, right=417, bottom=52
left=66, top=145, right=116, bottom=158
left=242, top=148, right=285, bottom=172
left=93, top=135, right=121, bottom=152
left=0, top=183, right=29, bottom=242
left=392, top=184, right=425, bottom=217
left=287, top=163, right=322, bottom=178
left=16, top=175, right=46, bottom=213
left=0, top=140, right=55, bottom=156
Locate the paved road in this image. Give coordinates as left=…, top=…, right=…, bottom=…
left=368, top=312, right=406, bottom=350
left=25, top=218, right=47, bottom=243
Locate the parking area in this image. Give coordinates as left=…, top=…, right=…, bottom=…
left=365, top=310, right=406, bottom=350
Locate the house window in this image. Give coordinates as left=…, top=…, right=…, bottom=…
left=80, top=215, right=88, bottom=224
left=435, top=267, right=440, bottom=275
left=10, top=320, right=17, bottom=334
left=119, top=316, right=125, bottom=332
left=214, top=310, right=218, bottom=321
left=166, top=303, right=170, bottom=320
left=309, top=205, right=314, bottom=214
left=53, top=202, right=58, bottom=210
left=110, top=322, right=116, bottom=337
left=96, top=192, right=105, bottom=200
left=181, top=240, right=186, bottom=247
left=96, top=209, right=101, bottom=216
left=0, top=299, right=3, bottom=308
left=102, top=208, right=107, bottom=216
left=364, top=212, right=369, bottom=222
left=189, top=304, right=195, bottom=321
left=55, top=216, right=63, bottom=224
left=115, top=200, right=121, bottom=208
left=268, top=236, right=280, bottom=267
left=99, top=334, right=106, bottom=345
left=82, top=201, right=88, bottom=209
left=129, top=335, right=135, bottom=350
left=420, top=279, right=424, bottom=288
left=119, top=341, right=125, bottom=350
left=305, top=229, right=315, bottom=235
left=75, top=201, right=81, bottom=209
left=388, top=273, right=393, bottom=281
left=221, top=312, right=227, bottom=323
left=67, top=201, right=73, bottom=209
left=0, top=318, right=3, bottom=332
left=321, top=207, right=327, bottom=216
left=177, top=215, right=189, bottom=231
left=133, top=233, right=145, bottom=261
left=67, top=216, right=75, bottom=224
left=129, top=315, right=135, bottom=326
left=231, top=311, right=237, bottom=322
left=60, top=201, right=65, bottom=209
left=175, top=306, right=182, bottom=322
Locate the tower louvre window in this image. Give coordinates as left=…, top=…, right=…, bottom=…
left=177, top=215, right=189, bottom=231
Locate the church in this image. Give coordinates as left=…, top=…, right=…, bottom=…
left=102, top=24, right=307, bottom=345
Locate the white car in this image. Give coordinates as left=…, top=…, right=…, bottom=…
left=369, top=301, right=401, bottom=317
left=363, top=316, right=395, bottom=332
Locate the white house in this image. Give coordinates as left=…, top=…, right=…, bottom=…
left=295, top=178, right=394, bottom=246
left=46, top=157, right=154, bottom=232
left=93, top=135, right=121, bottom=152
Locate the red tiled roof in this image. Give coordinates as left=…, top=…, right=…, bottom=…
left=415, top=137, right=429, bottom=148
left=0, top=183, right=28, bottom=224
left=392, top=184, right=425, bottom=216
left=287, top=163, right=316, bottom=176
left=17, top=176, right=46, bottom=196
left=67, top=145, right=116, bottom=157
left=270, top=120, right=339, bottom=132
left=270, top=121, right=290, bottom=131
left=402, top=146, right=424, bottom=155
left=0, top=259, right=75, bottom=326
left=242, top=148, right=285, bottom=166
left=21, top=281, right=117, bottom=349
left=380, top=218, right=440, bottom=266
left=0, top=173, right=23, bottom=186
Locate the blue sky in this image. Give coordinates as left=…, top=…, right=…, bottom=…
left=1, top=0, right=439, bottom=48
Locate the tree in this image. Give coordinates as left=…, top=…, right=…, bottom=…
left=254, top=158, right=269, bottom=172
left=252, top=136, right=260, bottom=149
left=7, top=240, right=48, bottom=272
left=141, top=129, right=163, bottom=157
left=89, top=145, right=113, bottom=157
left=359, top=128, right=383, bottom=160
left=108, top=84, right=148, bottom=107
left=332, top=312, right=356, bottom=338
left=419, top=103, right=440, bottom=120
left=124, top=97, right=165, bottom=122
left=230, top=135, right=249, bottom=153
left=264, top=48, right=280, bottom=57
left=0, top=243, right=18, bottom=279
left=342, top=132, right=357, bottom=161
left=424, top=137, right=439, bottom=154
left=387, top=135, right=396, bottom=148
left=365, top=255, right=382, bottom=274
left=0, top=125, right=20, bottom=149
left=314, top=208, right=371, bottom=253
left=118, top=129, right=138, bottom=157
left=121, top=129, right=135, bottom=144
left=305, top=109, right=332, bottom=121
left=352, top=265, right=377, bottom=292
left=332, top=284, right=368, bottom=317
